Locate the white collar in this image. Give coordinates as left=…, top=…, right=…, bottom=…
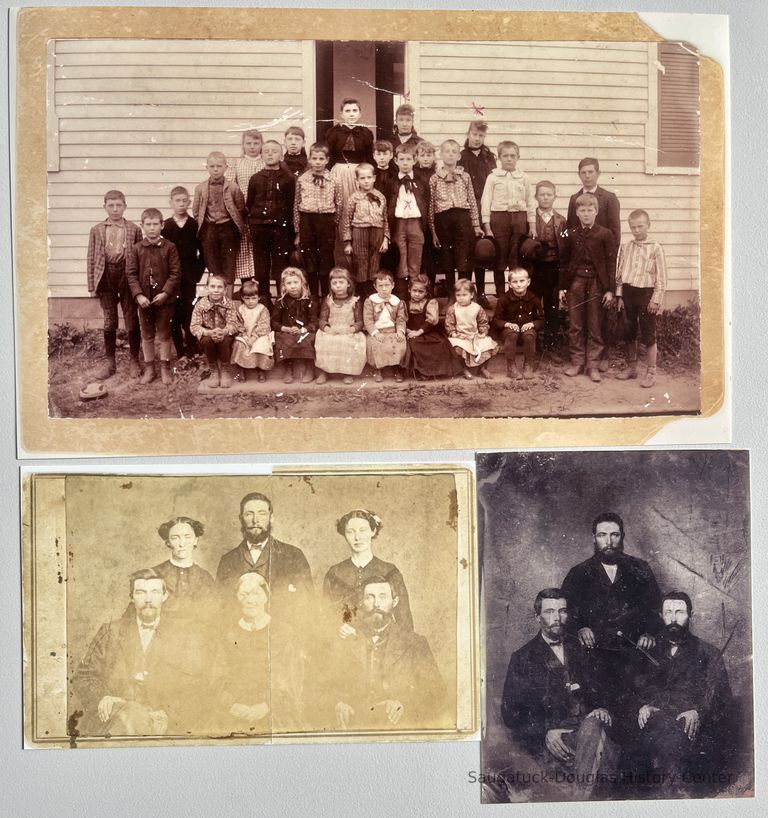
left=351, top=551, right=374, bottom=568
left=169, top=557, right=194, bottom=568
left=238, top=614, right=271, bottom=632
left=492, top=168, right=522, bottom=177
left=370, top=293, right=400, bottom=306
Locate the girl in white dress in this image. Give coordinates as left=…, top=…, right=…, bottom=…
left=445, top=278, right=498, bottom=379
left=231, top=278, right=274, bottom=382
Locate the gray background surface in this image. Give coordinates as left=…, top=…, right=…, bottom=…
left=2, top=1, right=766, bottom=816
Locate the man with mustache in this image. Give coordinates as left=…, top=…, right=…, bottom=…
left=633, top=591, right=734, bottom=786
left=216, top=491, right=314, bottom=625
left=560, top=512, right=662, bottom=712
left=499, top=588, right=618, bottom=800
left=73, top=569, right=209, bottom=736
left=328, top=576, right=444, bottom=731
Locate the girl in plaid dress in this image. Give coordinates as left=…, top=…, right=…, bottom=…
left=271, top=267, right=318, bottom=384
left=315, top=267, right=367, bottom=384
left=225, top=130, right=264, bottom=288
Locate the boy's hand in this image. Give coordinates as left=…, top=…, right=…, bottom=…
left=559, top=289, right=567, bottom=309
left=293, top=236, right=301, bottom=248
left=475, top=228, right=484, bottom=238
left=647, top=301, right=661, bottom=314
left=136, top=295, right=151, bottom=309
left=380, top=238, right=389, bottom=253
left=507, top=322, right=520, bottom=332
left=395, top=331, right=405, bottom=342
left=521, top=322, right=534, bottom=332
left=615, top=296, right=624, bottom=312
left=529, top=226, right=537, bottom=240
left=602, top=291, right=614, bottom=307
left=343, top=242, right=353, bottom=257
left=432, top=233, right=441, bottom=248
left=484, top=226, right=494, bottom=238
left=151, top=292, right=168, bottom=306
left=375, top=333, right=385, bottom=344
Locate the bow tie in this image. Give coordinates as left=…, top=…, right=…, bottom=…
left=443, top=172, right=456, bottom=183
left=365, top=192, right=380, bottom=204
left=140, top=622, right=158, bottom=631
left=399, top=176, right=414, bottom=191
left=312, top=174, right=326, bottom=187
left=209, top=178, right=224, bottom=185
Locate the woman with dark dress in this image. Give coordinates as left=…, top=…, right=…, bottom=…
left=151, top=516, right=216, bottom=617
left=325, top=97, right=375, bottom=205
left=322, top=509, right=413, bottom=638
left=209, top=572, right=308, bottom=735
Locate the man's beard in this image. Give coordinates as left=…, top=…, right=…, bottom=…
left=594, top=542, right=624, bottom=565
left=242, top=521, right=270, bottom=546
left=665, top=622, right=690, bottom=642
left=543, top=622, right=565, bottom=640
left=137, top=603, right=159, bottom=623
left=360, top=608, right=393, bottom=634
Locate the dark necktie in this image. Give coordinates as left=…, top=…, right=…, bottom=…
left=400, top=176, right=414, bottom=193
left=366, top=192, right=379, bottom=204
left=313, top=174, right=326, bottom=188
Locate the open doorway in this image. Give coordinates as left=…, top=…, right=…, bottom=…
left=315, top=41, right=405, bottom=143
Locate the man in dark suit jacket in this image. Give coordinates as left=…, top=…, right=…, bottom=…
left=561, top=512, right=662, bottom=713
left=501, top=587, right=618, bottom=800
left=633, top=591, right=734, bottom=786
left=72, top=569, right=210, bottom=737
left=216, top=492, right=314, bottom=628
left=326, top=576, right=444, bottom=731
left=566, top=157, right=622, bottom=249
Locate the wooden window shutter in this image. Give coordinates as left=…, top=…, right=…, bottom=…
left=658, top=42, right=700, bottom=168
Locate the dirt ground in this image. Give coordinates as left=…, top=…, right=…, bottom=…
left=48, top=338, right=700, bottom=420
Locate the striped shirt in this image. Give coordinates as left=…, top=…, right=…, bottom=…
left=428, top=167, right=481, bottom=232
left=615, top=238, right=667, bottom=304
left=341, top=189, right=390, bottom=241
left=293, top=170, right=342, bottom=232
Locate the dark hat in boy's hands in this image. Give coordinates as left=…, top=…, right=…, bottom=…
left=473, top=236, right=498, bottom=266
left=520, top=237, right=543, bottom=260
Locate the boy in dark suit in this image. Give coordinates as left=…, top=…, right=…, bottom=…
left=163, top=186, right=204, bottom=359
left=558, top=193, right=618, bottom=382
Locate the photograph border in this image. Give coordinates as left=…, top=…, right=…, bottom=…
left=15, top=7, right=725, bottom=455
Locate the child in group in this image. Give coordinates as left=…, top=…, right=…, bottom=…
left=325, top=98, right=375, bottom=204
left=192, top=151, right=247, bottom=298
left=341, top=163, right=390, bottom=296
left=86, top=189, right=143, bottom=379
left=189, top=273, right=239, bottom=389
left=460, top=121, right=498, bottom=307
left=125, top=208, right=181, bottom=385
left=163, top=186, right=204, bottom=359
left=314, top=267, right=367, bottom=384
left=271, top=266, right=318, bottom=384
left=363, top=270, right=407, bottom=382
left=404, top=274, right=461, bottom=379
left=388, top=143, right=429, bottom=299
left=558, top=193, right=617, bottom=383
left=246, top=140, right=295, bottom=311
left=414, top=141, right=439, bottom=286
left=492, top=267, right=544, bottom=380
left=481, top=140, right=536, bottom=298
left=429, top=139, right=483, bottom=294
left=445, top=278, right=498, bottom=380
left=294, top=143, right=342, bottom=297
left=231, top=278, right=275, bottom=382
left=566, top=156, right=622, bottom=373
left=373, top=139, right=397, bottom=195
left=530, top=180, right=567, bottom=349
left=225, top=130, right=265, bottom=288
left=391, top=102, right=421, bottom=150
left=283, top=125, right=308, bottom=178
left=615, top=209, right=667, bottom=388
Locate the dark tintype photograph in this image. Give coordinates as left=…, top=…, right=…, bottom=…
left=23, top=467, right=476, bottom=746
left=477, top=450, right=753, bottom=802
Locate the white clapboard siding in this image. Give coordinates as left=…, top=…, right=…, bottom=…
left=408, top=40, right=700, bottom=295
left=48, top=38, right=313, bottom=298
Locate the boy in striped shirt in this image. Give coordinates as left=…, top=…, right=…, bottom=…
left=615, top=209, right=667, bottom=388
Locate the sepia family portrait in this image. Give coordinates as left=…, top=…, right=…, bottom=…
left=23, top=468, right=476, bottom=746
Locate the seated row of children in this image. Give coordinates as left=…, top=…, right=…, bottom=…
left=193, top=266, right=513, bottom=388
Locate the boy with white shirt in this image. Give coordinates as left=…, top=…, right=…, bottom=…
left=481, top=141, right=536, bottom=297
left=163, top=186, right=205, bottom=359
